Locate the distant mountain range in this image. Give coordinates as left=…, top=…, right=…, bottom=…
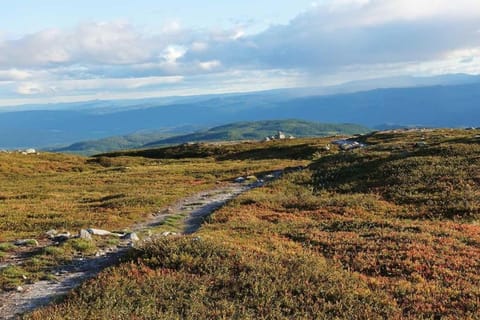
left=54, top=120, right=370, bottom=155
left=0, top=74, right=479, bottom=149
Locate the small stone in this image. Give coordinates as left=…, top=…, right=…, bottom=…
left=95, top=250, right=106, bottom=257
left=22, top=275, right=27, bottom=280
left=16, top=286, right=24, bottom=292
left=161, top=231, right=171, bottom=237
left=78, top=229, right=92, bottom=240
left=45, top=229, right=58, bottom=238
left=415, top=141, right=428, bottom=147
left=122, top=232, right=140, bottom=242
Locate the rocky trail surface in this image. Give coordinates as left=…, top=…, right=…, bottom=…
left=0, top=170, right=285, bottom=319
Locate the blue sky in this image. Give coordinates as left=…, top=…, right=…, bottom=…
left=1, top=0, right=480, bottom=106
left=2, top=1, right=313, bottom=37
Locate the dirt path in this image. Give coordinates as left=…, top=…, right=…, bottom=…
left=0, top=171, right=283, bottom=319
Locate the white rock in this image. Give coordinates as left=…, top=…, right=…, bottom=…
left=45, top=229, right=58, bottom=238
left=87, top=228, right=112, bottom=236
left=110, top=233, right=125, bottom=238
left=78, top=229, right=92, bottom=240
left=123, top=232, right=140, bottom=242
left=95, top=250, right=106, bottom=257
left=16, top=286, right=24, bottom=292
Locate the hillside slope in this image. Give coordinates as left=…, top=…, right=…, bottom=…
left=55, top=120, right=370, bottom=155
left=51, top=131, right=178, bottom=156
left=26, top=128, right=480, bottom=319
left=144, top=120, right=370, bottom=147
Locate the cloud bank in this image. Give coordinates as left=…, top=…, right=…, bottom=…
left=1, top=0, right=479, bottom=105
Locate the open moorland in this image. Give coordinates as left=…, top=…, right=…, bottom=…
left=0, top=139, right=315, bottom=293
left=0, top=129, right=479, bottom=319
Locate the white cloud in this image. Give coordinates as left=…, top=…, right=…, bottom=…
left=191, top=42, right=208, bottom=52
left=0, top=69, right=303, bottom=107
left=198, top=60, right=221, bottom=71
left=1, top=0, right=480, bottom=105
left=0, top=69, right=32, bottom=81
left=162, top=45, right=187, bottom=64
left=16, top=82, right=51, bottom=95
left=14, top=76, right=184, bottom=96
left=0, top=22, right=160, bottom=68
left=323, top=0, right=480, bottom=27
left=206, top=0, right=480, bottom=72
left=231, top=30, right=245, bottom=40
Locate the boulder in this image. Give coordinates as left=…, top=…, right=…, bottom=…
left=87, top=228, right=112, bottom=236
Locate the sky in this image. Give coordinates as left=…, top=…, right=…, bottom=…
left=1, top=0, right=480, bottom=107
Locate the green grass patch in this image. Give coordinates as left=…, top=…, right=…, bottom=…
left=0, top=243, right=15, bottom=252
